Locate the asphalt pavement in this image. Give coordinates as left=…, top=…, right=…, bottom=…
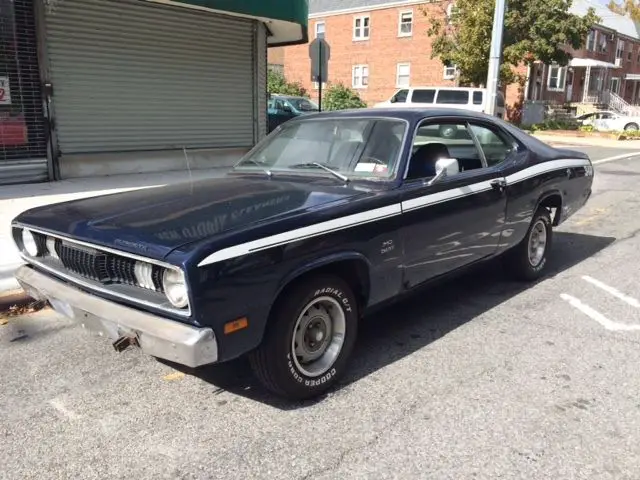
left=2, top=147, right=640, bottom=479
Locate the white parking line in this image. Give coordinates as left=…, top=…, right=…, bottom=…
left=582, top=276, right=640, bottom=308
left=560, top=293, right=640, bottom=331
left=592, top=152, right=639, bottom=165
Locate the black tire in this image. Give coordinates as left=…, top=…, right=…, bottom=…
left=249, top=274, right=359, bottom=400
left=506, top=207, right=553, bottom=282
left=624, top=123, right=639, bottom=131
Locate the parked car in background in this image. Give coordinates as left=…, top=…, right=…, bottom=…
left=374, top=86, right=506, bottom=118
left=591, top=111, right=640, bottom=132
left=574, top=110, right=617, bottom=127
left=13, top=107, right=593, bottom=401
left=268, top=94, right=319, bottom=133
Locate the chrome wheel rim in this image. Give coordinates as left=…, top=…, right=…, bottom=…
left=291, top=296, right=346, bottom=378
left=528, top=220, right=547, bottom=267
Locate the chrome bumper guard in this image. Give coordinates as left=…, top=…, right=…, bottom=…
left=15, top=265, right=218, bottom=368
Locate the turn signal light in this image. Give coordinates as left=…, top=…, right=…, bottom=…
left=224, top=317, right=249, bottom=335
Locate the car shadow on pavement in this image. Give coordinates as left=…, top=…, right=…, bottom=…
left=166, top=231, right=615, bottom=410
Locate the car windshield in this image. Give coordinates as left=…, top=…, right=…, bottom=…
left=234, top=117, right=407, bottom=180
left=290, top=98, right=319, bottom=112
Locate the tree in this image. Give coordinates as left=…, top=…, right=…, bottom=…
left=608, top=0, right=640, bottom=22
left=322, top=82, right=368, bottom=110
left=424, top=0, right=600, bottom=86
left=267, top=69, right=308, bottom=97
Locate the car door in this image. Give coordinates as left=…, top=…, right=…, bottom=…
left=400, top=118, right=513, bottom=288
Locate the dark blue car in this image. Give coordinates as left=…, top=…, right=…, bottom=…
left=12, top=108, right=593, bottom=400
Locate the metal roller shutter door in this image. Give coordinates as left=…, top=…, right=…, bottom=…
left=0, top=0, right=49, bottom=185
left=44, top=0, right=256, bottom=154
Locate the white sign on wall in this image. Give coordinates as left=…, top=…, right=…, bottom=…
left=0, top=77, right=12, bottom=105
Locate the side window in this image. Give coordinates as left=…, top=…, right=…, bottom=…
left=468, top=123, right=514, bottom=166
left=391, top=89, right=409, bottom=103
left=472, top=91, right=483, bottom=105
left=435, top=90, right=470, bottom=105
left=411, top=89, right=435, bottom=103
left=274, top=99, right=285, bottom=110
left=406, top=121, right=482, bottom=180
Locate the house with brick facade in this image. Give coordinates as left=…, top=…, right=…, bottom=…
left=268, top=0, right=640, bottom=117
left=524, top=0, right=640, bottom=115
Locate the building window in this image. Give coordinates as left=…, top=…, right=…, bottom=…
left=268, top=64, right=284, bottom=75
left=586, top=30, right=596, bottom=51
left=398, top=10, right=413, bottom=36
left=396, top=63, right=411, bottom=87
left=353, top=15, right=370, bottom=40
left=443, top=64, right=457, bottom=80
left=547, top=64, right=567, bottom=91
left=352, top=65, right=369, bottom=88
left=610, top=77, right=620, bottom=94
left=597, top=33, right=607, bottom=53
left=628, top=50, right=633, bottom=61
left=315, top=21, right=325, bottom=38
left=616, top=40, right=624, bottom=60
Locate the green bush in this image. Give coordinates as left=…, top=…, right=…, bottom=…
left=530, top=119, right=578, bottom=131
left=322, top=82, right=367, bottom=111
left=267, top=70, right=307, bottom=97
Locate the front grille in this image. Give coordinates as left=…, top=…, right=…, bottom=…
left=45, top=236, right=164, bottom=292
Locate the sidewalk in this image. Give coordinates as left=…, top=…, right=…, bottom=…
left=533, top=132, right=640, bottom=148
left=0, top=167, right=229, bottom=302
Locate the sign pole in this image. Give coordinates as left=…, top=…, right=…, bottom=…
left=318, top=42, right=323, bottom=111
left=485, top=0, right=506, bottom=116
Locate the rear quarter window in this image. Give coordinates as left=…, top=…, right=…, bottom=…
left=436, top=90, right=470, bottom=104
left=472, top=91, right=483, bottom=105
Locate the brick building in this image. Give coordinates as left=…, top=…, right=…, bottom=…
left=524, top=0, right=640, bottom=113
left=270, top=0, right=457, bottom=106
left=269, top=0, right=640, bottom=115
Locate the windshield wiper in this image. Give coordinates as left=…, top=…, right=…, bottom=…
left=290, top=162, right=349, bottom=183
left=239, top=158, right=272, bottom=177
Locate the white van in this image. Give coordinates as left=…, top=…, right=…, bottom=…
left=374, top=86, right=506, bottom=118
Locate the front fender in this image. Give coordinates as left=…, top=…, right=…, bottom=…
left=275, top=251, right=373, bottom=301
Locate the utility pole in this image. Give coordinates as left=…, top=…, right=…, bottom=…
left=485, top=0, right=507, bottom=116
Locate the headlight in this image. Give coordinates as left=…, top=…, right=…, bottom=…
left=162, top=268, right=188, bottom=308
left=22, top=229, right=40, bottom=257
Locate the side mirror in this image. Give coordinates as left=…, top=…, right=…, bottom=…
left=427, top=158, right=459, bottom=185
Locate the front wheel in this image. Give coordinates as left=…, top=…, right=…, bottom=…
left=624, top=122, right=639, bottom=131
left=249, top=275, right=359, bottom=400
left=506, top=207, right=553, bottom=281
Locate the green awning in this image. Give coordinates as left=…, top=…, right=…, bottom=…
left=167, top=0, right=308, bottom=46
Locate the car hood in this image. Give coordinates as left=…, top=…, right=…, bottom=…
left=14, top=175, right=372, bottom=261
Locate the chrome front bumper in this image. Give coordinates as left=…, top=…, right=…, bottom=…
left=15, top=265, right=218, bottom=368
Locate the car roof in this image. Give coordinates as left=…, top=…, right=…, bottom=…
left=299, top=107, right=500, bottom=122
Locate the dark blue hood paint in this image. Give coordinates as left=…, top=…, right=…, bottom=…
left=14, top=175, right=373, bottom=261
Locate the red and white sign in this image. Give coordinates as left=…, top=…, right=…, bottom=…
left=0, top=77, right=12, bottom=105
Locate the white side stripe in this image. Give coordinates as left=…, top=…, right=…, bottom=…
left=505, top=158, right=590, bottom=184
left=197, top=204, right=402, bottom=266
left=402, top=180, right=493, bottom=212
left=198, top=158, right=591, bottom=267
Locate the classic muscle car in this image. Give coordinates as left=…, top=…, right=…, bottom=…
left=12, top=108, right=593, bottom=400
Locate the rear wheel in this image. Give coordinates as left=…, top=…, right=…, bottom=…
left=249, top=274, right=359, bottom=400
left=506, top=207, right=553, bottom=281
left=624, top=122, right=639, bottom=131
